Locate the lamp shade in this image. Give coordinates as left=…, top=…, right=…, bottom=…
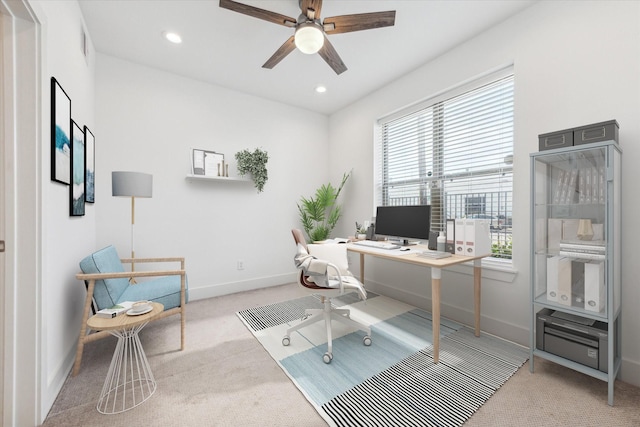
left=112, top=171, right=153, bottom=198
left=294, top=23, right=324, bottom=54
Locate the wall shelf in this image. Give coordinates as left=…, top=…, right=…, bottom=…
left=185, top=174, right=250, bottom=183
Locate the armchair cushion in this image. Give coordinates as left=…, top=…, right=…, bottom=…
left=79, top=245, right=189, bottom=311
left=119, top=274, right=187, bottom=310
left=79, top=245, right=129, bottom=310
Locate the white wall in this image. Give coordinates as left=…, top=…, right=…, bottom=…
left=329, top=0, right=640, bottom=387
left=94, top=55, right=333, bottom=300
left=30, top=0, right=97, bottom=419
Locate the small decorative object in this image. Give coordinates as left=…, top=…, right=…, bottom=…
left=51, top=77, right=72, bottom=185
left=577, top=219, right=594, bottom=241
left=235, top=148, right=269, bottom=192
left=355, top=222, right=367, bottom=239
left=298, top=171, right=351, bottom=242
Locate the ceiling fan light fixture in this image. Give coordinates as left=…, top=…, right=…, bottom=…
left=294, top=23, right=324, bottom=54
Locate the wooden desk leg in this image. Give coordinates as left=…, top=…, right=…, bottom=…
left=474, top=259, right=482, bottom=337
left=359, top=253, right=365, bottom=284
left=432, top=267, right=442, bottom=364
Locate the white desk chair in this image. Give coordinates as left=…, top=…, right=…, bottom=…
left=285, top=229, right=371, bottom=363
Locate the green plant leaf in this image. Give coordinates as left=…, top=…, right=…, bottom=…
left=297, top=171, right=352, bottom=242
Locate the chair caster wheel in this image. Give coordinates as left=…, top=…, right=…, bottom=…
left=363, top=335, right=372, bottom=346
left=282, top=336, right=290, bottom=346
left=323, top=352, right=333, bottom=364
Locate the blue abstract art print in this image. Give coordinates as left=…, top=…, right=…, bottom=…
left=70, top=120, right=85, bottom=216
left=51, top=77, right=71, bottom=185
left=84, top=126, right=95, bottom=203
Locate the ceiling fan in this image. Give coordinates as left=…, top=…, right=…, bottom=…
left=219, top=0, right=396, bottom=75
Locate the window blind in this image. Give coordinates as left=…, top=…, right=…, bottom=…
left=376, top=73, right=514, bottom=259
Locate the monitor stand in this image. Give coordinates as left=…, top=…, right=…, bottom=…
left=398, top=239, right=419, bottom=246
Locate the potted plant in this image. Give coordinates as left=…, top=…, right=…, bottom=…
left=235, top=148, right=269, bottom=192
left=355, top=222, right=367, bottom=240
left=298, top=171, right=351, bottom=242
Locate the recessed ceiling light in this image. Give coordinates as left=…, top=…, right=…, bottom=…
left=315, top=85, right=327, bottom=94
left=163, top=31, right=182, bottom=44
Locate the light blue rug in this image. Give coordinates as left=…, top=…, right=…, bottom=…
left=237, top=293, right=528, bottom=427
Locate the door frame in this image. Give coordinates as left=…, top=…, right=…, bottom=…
left=1, top=0, right=41, bottom=425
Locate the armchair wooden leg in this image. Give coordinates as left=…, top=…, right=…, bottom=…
left=180, top=307, right=185, bottom=351
left=73, top=279, right=95, bottom=377
left=72, top=333, right=86, bottom=377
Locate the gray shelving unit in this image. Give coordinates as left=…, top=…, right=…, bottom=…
left=529, top=139, right=622, bottom=405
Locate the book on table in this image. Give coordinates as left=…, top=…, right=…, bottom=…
left=96, top=301, right=135, bottom=318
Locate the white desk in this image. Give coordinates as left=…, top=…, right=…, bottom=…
left=347, top=243, right=489, bottom=363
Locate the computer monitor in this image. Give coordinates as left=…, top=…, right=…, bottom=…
left=374, top=205, right=431, bottom=245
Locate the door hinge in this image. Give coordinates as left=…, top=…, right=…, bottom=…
left=0, top=240, right=4, bottom=252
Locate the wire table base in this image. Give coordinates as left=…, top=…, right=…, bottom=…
left=97, top=322, right=156, bottom=414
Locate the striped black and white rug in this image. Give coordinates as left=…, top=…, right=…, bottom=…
left=237, top=293, right=528, bottom=427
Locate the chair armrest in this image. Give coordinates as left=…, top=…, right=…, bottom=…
left=120, top=257, right=184, bottom=264
left=76, top=269, right=185, bottom=281
left=326, top=263, right=344, bottom=294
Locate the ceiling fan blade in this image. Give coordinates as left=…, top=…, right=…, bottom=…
left=300, top=0, right=323, bottom=20
left=318, top=36, right=347, bottom=75
left=324, top=11, right=396, bottom=34
left=262, top=36, right=296, bottom=69
left=219, top=0, right=296, bottom=27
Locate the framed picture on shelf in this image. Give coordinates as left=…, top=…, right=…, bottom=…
left=204, top=151, right=224, bottom=176
left=51, top=77, right=72, bottom=184
left=192, top=149, right=205, bottom=175
left=70, top=120, right=85, bottom=216
left=84, top=126, right=95, bottom=203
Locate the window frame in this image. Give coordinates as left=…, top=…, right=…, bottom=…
left=375, top=67, right=515, bottom=263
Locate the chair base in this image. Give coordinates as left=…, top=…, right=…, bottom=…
left=282, top=298, right=371, bottom=363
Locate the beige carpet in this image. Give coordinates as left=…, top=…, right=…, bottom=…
left=43, top=283, right=640, bottom=426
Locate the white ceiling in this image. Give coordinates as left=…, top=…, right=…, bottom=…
left=79, top=0, right=535, bottom=115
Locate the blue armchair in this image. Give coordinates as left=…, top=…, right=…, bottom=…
left=72, top=245, right=188, bottom=376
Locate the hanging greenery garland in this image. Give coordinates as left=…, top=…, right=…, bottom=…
left=235, top=148, right=269, bottom=192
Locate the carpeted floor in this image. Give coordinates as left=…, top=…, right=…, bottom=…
left=43, top=283, right=640, bottom=426
left=237, top=292, right=529, bottom=426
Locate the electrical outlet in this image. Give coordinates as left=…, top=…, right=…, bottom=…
left=237, top=260, right=244, bottom=270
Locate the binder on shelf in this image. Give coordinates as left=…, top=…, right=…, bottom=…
left=584, top=167, right=592, bottom=203
left=547, top=218, right=563, bottom=252
left=446, top=219, right=455, bottom=254
left=546, top=256, right=562, bottom=302
left=464, top=219, right=491, bottom=256
left=553, top=169, right=565, bottom=204
left=598, top=166, right=606, bottom=204
left=584, top=261, right=605, bottom=312
left=554, top=257, right=572, bottom=306
left=455, top=219, right=465, bottom=255
left=564, top=168, right=578, bottom=204
left=562, top=219, right=580, bottom=241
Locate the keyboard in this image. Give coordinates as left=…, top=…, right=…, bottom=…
left=352, top=240, right=401, bottom=250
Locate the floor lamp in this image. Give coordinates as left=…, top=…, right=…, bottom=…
left=112, top=171, right=153, bottom=282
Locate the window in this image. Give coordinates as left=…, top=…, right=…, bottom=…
left=376, top=71, right=514, bottom=259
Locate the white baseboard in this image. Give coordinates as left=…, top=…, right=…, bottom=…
left=367, top=280, right=529, bottom=347
left=368, top=280, right=640, bottom=388
left=188, top=272, right=297, bottom=301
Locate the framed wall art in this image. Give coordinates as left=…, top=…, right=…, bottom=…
left=51, top=77, right=72, bottom=184
left=84, top=126, right=95, bottom=203
left=70, top=120, right=85, bottom=216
